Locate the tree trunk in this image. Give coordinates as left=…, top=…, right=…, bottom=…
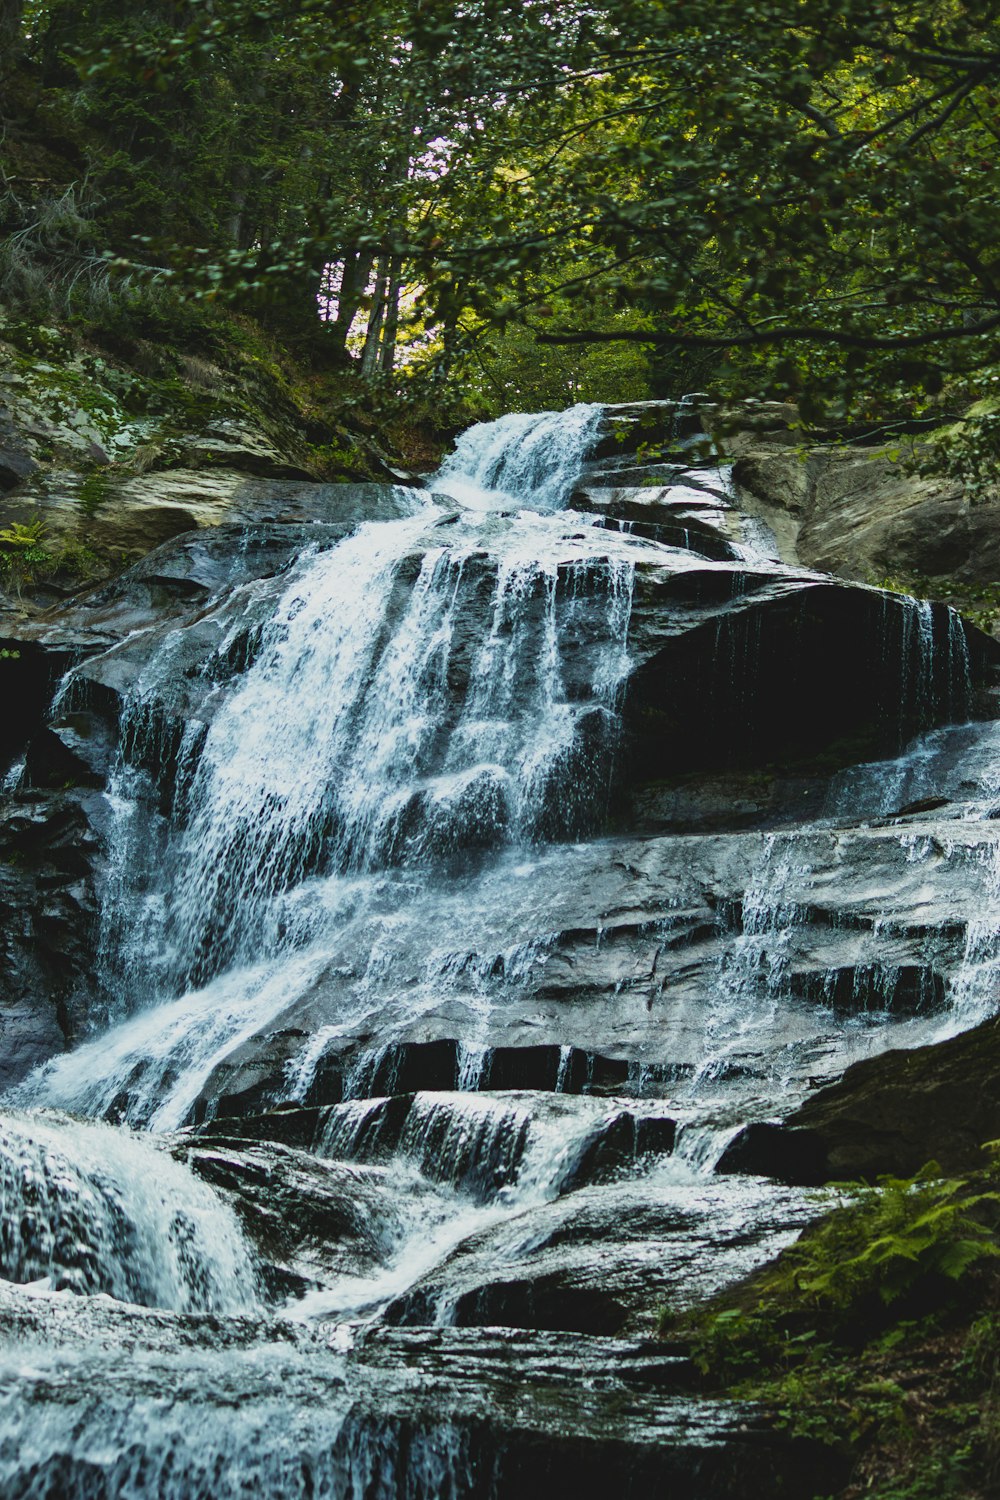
left=0, top=0, right=23, bottom=80
left=360, top=255, right=390, bottom=379
left=379, top=257, right=403, bottom=376
left=329, top=247, right=374, bottom=351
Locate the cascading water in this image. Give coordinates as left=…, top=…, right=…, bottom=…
left=2, top=400, right=999, bottom=1496
left=14, top=409, right=641, bottom=1129
left=0, top=1112, right=257, bottom=1312
left=432, top=402, right=604, bottom=510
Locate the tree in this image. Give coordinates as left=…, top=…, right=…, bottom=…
left=8, top=0, right=1000, bottom=425
left=406, top=1, right=1000, bottom=417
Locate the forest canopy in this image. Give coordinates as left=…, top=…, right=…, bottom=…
left=2, top=0, right=1000, bottom=424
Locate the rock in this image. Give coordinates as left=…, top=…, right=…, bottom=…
left=715, top=1122, right=829, bottom=1185
left=801, top=450, right=978, bottom=582
left=572, top=481, right=743, bottom=562
left=4, top=434, right=999, bottom=1145
left=80, top=807, right=993, bottom=1127
left=1, top=471, right=430, bottom=566
left=384, top=1171, right=818, bottom=1336
left=0, top=329, right=421, bottom=589
left=177, top=1136, right=423, bottom=1291
left=730, top=450, right=810, bottom=516
left=329, top=1041, right=639, bottom=1099
left=773, top=1014, right=1000, bottom=1181
left=623, top=567, right=995, bottom=783
left=0, top=406, right=39, bottom=490
left=731, top=434, right=1000, bottom=612
left=210, top=1092, right=677, bottom=1206
left=0, top=790, right=102, bottom=1083
left=0, top=1282, right=846, bottom=1500
left=448, top=1274, right=629, bottom=1335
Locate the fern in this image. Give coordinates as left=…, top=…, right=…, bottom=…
left=685, top=1162, right=1000, bottom=1382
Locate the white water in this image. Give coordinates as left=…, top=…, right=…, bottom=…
left=4, top=405, right=650, bottom=1329
left=0, top=1112, right=257, bottom=1312
left=124, top=513, right=633, bottom=995
left=433, top=402, right=604, bottom=510
left=16, top=410, right=640, bottom=1134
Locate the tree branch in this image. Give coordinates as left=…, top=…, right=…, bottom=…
left=537, top=313, right=1000, bottom=351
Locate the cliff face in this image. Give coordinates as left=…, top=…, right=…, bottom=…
left=724, top=404, right=1000, bottom=633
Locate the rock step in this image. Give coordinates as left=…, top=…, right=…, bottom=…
left=717, top=1011, right=1000, bottom=1183
left=239, top=1042, right=683, bottom=1118
left=0, top=1292, right=846, bottom=1500
left=198, top=1090, right=678, bottom=1204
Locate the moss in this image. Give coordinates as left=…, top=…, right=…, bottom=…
left=871, top=569, right=1000, bottom=636
left=304, top=435, right=382, bottom=481
left=78, top=467, right=111, bottom=515
left=0, top=320, right=73, bottom=359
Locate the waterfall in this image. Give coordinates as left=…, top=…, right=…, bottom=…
left=3, top=397, right=999, bottom=1497
left=433, top=402, right=604, bottom=510
left=16, top=407, right=633, bottom=1124
left=91, top=421, right=632, bottom=1004
left=0, top=1112, right=258, bottom=1312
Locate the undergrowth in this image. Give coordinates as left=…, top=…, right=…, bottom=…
left=666, top=1156, right=1000, bottom=1496
left=0, top=519, right=103, bottom=594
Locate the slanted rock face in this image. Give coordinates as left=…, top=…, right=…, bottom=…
left=717, top=1014, right=1000, bottom=1183
left=728, top=420, right=1000, bottom=621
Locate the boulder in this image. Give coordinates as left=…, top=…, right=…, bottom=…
left=731, top=434, right=1000, bottom=618
left=721, top=1014, right=1000, bottom=1183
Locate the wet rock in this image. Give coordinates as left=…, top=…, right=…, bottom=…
left=0, top=790, right=101, bottom=1083
left=0, top=408, right=38, bottom=490
left=178, top=1137, right=416, bottom=1289
left=216, top=1091, right=675, bottom=1206
left=175, top=811, right=990, bottom=1125
left=449, top=1275, right=629, bottom=1335
left=0, top=1289, right=846, bottom=1500
left=624, top=568, right=995, bottom=781
left=330, top=1040, right=641, bottom=1100
left=317, top=1091, right=534, bottom=1203
left=574, top=481, right=744, bottom=561
left=557, top=1110, right=677, bottom=1192
left=384, top=1175, right=818, bottom=1337
left=363, top=1039, right=462, bottom=1096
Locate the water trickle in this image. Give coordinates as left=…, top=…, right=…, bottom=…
left=898, top=594, right=973, bottom=734
left=697, top=836, right=807, bottom=1083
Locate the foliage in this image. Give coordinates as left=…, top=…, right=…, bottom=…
left=684, top=1164, right=1000, bottom=1384
left=914, top=403, right=1000, bottom=502
left=5, top=1, right=1000, bottom=431
left=664, top=1159, right=1000, bottom=1494
left=0, top=517, right=102, bottom=592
